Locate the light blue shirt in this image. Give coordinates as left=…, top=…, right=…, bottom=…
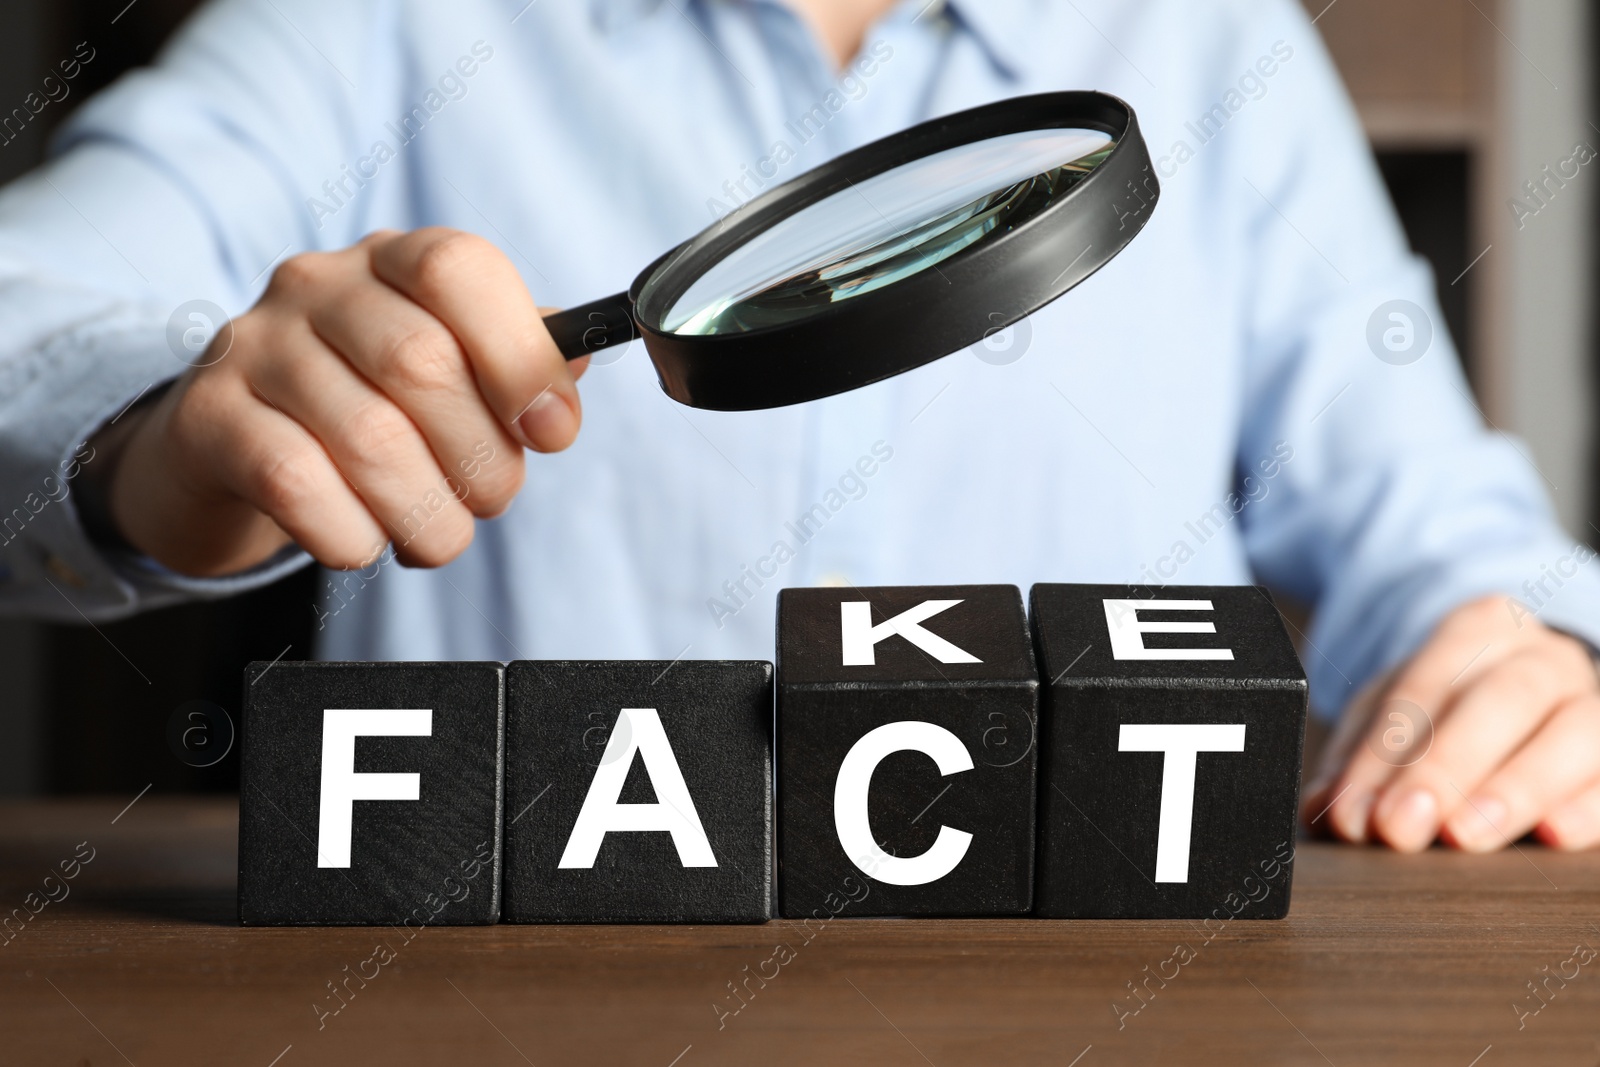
left=0, top=0, right=1594, bottom=716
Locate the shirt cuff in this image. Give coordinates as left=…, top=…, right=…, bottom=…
left=0, top=314, right=312, bottom=620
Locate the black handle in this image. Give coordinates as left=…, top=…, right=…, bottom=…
left=543, top=292, right=637, bottom=360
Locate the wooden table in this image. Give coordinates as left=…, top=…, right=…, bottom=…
left=2, top=797, right=1597, bottom=1066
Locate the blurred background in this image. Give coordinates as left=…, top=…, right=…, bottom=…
left=0, top=0, right=1594, bottom=796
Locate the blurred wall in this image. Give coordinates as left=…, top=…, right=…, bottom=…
left=0, top=0, right=54, bottom=185
left=0, top=0, right=59, bottom=793
left=1497, top=0, right=1593, bottom=534
left=1307, top=0, right=1596, bottom=534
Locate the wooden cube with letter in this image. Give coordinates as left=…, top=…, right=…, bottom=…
left=1030, top=585, right=1306, bottom=919
left=777, top=585, right=1039, bottom=917
left=501, top=660, right=774, bottom=923
left=237, top=661, right=504, bottom=926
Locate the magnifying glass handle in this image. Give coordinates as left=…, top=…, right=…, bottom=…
left=542, top=292, right=636, bottom=361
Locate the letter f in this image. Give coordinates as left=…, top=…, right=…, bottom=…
left=317, top=709, right=432, bottom=868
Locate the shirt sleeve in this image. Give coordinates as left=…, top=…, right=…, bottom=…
left=1228, top=0, right=1600, bottom=716
left=0, top=0, right=396, bottom=621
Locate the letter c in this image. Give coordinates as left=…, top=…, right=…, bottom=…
left=833, top=721, right=973, bottom=886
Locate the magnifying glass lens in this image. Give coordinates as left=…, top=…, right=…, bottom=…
left=662, top=128, right=1115, bottom=337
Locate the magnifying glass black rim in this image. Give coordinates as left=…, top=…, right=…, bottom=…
left=558, top=91, right=1157, bottom=411
left=628, top=91, right=1156, bottom=411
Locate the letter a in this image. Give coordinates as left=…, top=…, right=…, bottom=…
left=559, top=708, right=717, bottom=868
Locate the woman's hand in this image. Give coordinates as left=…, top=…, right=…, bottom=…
left=1302, top=595, right=1600, bottom=852
left=101, top=228, right=584, bottom=576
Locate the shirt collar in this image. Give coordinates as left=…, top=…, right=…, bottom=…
left=589, top=0, right=1034, bottom=81
left=921, top=0, right=1033, bottom=80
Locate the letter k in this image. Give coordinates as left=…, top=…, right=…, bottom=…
left=840, top=600, right=981, bottom=666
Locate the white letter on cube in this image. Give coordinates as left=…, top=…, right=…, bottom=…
left=1103, top=599, right=1234, bottom=661
left=317, top=709, right=433, bottom=869
left=834, top=720, right=974, bottom=885
left=559, top=708, right=717, bottom=869
left=1119, top=722, right=1246, bottom=882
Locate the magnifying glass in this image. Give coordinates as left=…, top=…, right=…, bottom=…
left=542, top=91, right=1156, bottom=411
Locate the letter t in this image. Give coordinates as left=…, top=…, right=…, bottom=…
left=1119, top=723, right=1246, bottom=882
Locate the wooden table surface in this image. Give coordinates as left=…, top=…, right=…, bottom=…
left=2, top=797, right=1597, bottom=1066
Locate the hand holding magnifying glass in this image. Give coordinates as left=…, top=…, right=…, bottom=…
left=93, top=93, right=1154, bottom=577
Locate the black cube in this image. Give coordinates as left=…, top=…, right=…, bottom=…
left=502, top=661, right=774, bottom=923
left=777, top=585, right=1039, bottom=917
left=1030, top=584, right=1306, bottom=919
left=238, top=661, right=504, bottom=926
